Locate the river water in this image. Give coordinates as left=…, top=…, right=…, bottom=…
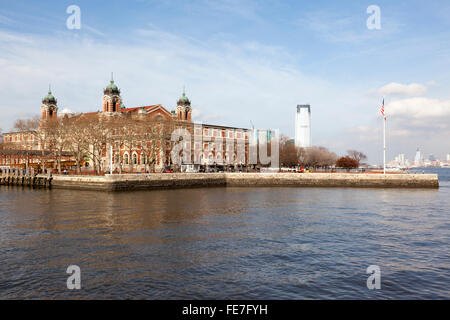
left=0, top=168, right=449, bottom=299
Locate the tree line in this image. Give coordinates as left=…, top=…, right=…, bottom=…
left=5, top=114, right=176, bottom=175
left=279, top=135, right=367, bottom=170
left=3, top=116, right=368, bottom=173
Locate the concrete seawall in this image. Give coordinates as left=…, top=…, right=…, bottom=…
left=50, top=172, right=439, bottom=191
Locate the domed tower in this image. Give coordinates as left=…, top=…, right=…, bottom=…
left=176, top=87, right=192, bottom=121
left=103, top=73, right=122, bottom=113
left=41, top=85, right=58, bottom=121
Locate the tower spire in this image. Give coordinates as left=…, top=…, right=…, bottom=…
left=48, top=84, right=51, bottom=94
left=103, top=72, right=121, bottom=113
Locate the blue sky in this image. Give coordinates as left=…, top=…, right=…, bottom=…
left=1, top=0, right=450, bottom=163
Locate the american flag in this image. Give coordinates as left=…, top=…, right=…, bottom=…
left=380, top=98, right=386, bottom=120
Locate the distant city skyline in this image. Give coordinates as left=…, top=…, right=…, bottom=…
left=389, top=147, right=450, bottom=168
left=1, top=0, right=450, bottom=164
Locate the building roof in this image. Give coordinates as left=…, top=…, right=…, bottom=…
left=200, top=123, right=249, bottom=131
left=2, top=130, right=36, bottom=135
left=79, top=111, right=100, bottom=117
left=121, top=104, right=173, bottom=116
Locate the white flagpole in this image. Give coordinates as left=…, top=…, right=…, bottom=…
left=383, top=116, right=386, bottom=175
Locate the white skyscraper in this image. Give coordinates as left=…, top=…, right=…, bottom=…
left=398, top=154, right=406, bottom=167
left=447, top=154, right=450, bottom=162
left=414, top=148, right=422, bottom=165
left=295, top=105, right=311, bottom=148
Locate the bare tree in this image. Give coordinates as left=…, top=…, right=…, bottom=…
left=81, top=114, right=111, bottom=174
left=65, top=116, right=89, bottom=174
left=11, top=116, right=42, bottom=170
left=13, top=117, right=40, bottom=133
left=347, top=150, right=368, bottom=166
left=279, top=135, right=302, bottom=168
left=43, top=118, right=72, bottom=174
left=108, top=116, right=128, bottom=174
left=138, top=118, right=160, bottom=173
left=121, top=116, right=139, bottom=172
left=303, top=146, right=337, bottom=169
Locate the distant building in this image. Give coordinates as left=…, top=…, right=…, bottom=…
left=398, top=154, right=406, bottom=167
left=391, top=153, right=408, bottom=168
left=295, top=105, right=311, bottom=148
left=414, top=148, right=423, bottom=166
left=447, top=154, right=450, bottom=162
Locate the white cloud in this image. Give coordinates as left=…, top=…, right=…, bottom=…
left=349, top=125, right=375, bottom=134
left=0, top=30, right=33, bottom=43
left=378, top=82, right=428, bottom=96
left=347, top=126, right=380, bottom=143
left=0, top=26, right=448, bottom=163
left=352, top=97, right=450, bottom=136
left=0, top=28, right=336, bottom=135
left=191, top=108, right=221, bottom=123
left=345, top=96, right=450, bottom=163
left=83, top=25, right=105, bottom=37
left=387, top=97, right=450, bottom=119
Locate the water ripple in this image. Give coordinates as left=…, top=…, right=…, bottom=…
left=0, top=168, right=449, bottom=299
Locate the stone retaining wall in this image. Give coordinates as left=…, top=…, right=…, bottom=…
left=50, top=172, right=439, bottom=191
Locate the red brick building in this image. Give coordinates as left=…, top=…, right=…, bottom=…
left=1, top=75, right=251, bottom=173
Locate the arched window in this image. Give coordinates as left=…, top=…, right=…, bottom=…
left=132, top=153, right=138, bottom=165
left=141, top=154, right=146, bottom=165
left=124, top=153, right=129, bottom=165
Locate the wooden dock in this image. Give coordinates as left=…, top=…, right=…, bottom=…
left=0, top=168, right=52, bottom=188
